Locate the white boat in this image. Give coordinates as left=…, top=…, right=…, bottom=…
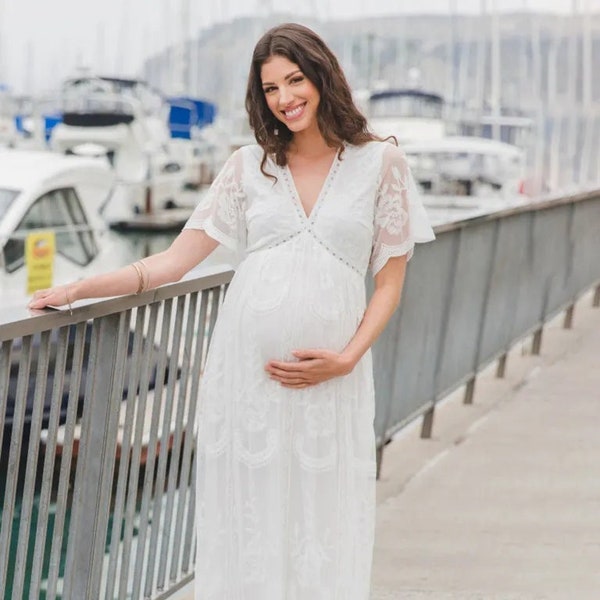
left=49, top=76, right=205, bottom=219
left=0, top=149, right=135, bottom=307
left=403, top=136, right=528, bottom=211
left=367, top=88, right=453, bottom=144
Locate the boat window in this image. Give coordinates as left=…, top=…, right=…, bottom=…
left=0, top=188, right=19, bottom=219
left=2, top=188, right=98, bottom=273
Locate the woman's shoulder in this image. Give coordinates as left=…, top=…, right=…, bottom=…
left=346, top=139, right=407, bottom=164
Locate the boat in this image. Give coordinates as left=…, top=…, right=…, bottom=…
left=367, top=88, right=454, bottom=144
left=404, top=136, right=527, bottom=200
left=49, top=75, right=211, bottom=220
left=0, top=149, right=135, bottom=307
left=365, top=88, right=530, bottom=215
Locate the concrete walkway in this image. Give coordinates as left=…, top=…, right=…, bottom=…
left=371, top=290, right=600, bottom=600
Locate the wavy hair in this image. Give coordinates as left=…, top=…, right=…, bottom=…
left=245, top=23, right=381, bottom=177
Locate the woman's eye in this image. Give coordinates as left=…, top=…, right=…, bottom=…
left=263, top=86, right=276, bottom=94
left=290, top=76, right=304, bottom=84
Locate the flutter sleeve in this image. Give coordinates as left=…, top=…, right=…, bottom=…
left=184, top=149, right=246, bottom=252
left=370, top=144, right=435, bottom=276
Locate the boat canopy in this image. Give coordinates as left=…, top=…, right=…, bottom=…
left=369, top=89, right=444, bottom=120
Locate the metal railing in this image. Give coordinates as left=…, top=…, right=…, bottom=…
left=1, top=190, right=599, bottom=599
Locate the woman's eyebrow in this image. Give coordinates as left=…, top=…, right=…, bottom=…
left=262, top=70, right=302, bottom=86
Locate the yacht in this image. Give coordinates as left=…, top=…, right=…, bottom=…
left=49, top=76, right=207, bottom=219
left=0, top=149, right=134, bottom=307
left=367, top=88, right=453, bottom=144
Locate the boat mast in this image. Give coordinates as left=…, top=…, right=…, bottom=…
left=490, top=0, right=501, bottom=141
left=474, top=0, right=488, bottom=128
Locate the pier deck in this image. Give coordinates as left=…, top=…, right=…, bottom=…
left=371, top=289, right=600, bottom=599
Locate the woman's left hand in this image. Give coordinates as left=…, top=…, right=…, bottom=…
left=265, top=349, right=355, bottom=389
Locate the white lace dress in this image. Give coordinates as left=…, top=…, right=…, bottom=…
left=184, top=141, right=435, bottom=600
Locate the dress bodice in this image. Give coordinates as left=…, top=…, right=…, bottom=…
left=185, top=141, right=435, bottom=277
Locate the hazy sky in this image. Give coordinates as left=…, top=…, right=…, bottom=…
left=0, top=0, right=594, bottom=94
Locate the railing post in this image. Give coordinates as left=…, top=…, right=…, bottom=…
left=463, top=377, right=476, bottom=405
left=593, top=284, right=600, bottom=307
left=531, top=327, right=543, bottom=355
left=376, top=445, right=384, bottom=480
left=496, top=353, right=508, bottom=378
left=563, top=304, right=575, bottom=329
left=62, top=313, right=128, bottom=600
left=420, top=406, right=436, bottom=438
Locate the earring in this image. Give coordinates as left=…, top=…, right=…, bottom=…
left=274, top=128, right=279, bottom=136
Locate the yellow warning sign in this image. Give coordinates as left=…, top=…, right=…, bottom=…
left=26, top=231, right=55, bottom=294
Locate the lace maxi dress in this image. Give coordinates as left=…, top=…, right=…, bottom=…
left=184, top=141, right=435, bottom=600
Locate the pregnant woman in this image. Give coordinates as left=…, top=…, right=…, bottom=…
left=29, top=22, right=435, bottom=600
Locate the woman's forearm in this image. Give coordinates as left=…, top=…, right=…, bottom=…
left=28, top=229, right=219, bottom=310
left=341, top=256, right=408, bottom=369
left=340, top=283, right=403, bottom=369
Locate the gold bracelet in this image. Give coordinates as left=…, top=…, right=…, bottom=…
left=64, top=286, right=73, bottom=316
left=138, top=259, right=150, bottom=293
left=131, top=262, right=144, bottom=295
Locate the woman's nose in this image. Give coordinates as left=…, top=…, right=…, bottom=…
left=278, top=86, right=294, bottom=106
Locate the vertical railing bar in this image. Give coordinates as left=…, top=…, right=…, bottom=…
left=155, top=295, right=190, bottom=588
left=167, top=288, right=220, bottom=584
left=62, top=312, right=124, bottom=600
left=181, top=448, right=198, bottom=574
left=117, top=305, right=152, bottom=600
left=158, top=293, right=193, bottom=585
left=0, top=340, right=12, bottom=455
left=0, top=335, right=33, bottom=597
left=46, top=322, right=87, bottom=600
left=126, top=302, right=162, bottom=600
left=181, top=289, right=211, bottom=573
left=169, top=292, right=202, bottom=580
left=0, top=341, right=10, bottom=600
left=176, top=291, right=209, bottom=575
left=28, top=327, right=70, bottom=599
left=62, top=320, right=100, bottom=599
left=13, top=331, right=52, bottom=599
left=103, top=308, right=140, bottom=600
left=140, top=299, right=176, bottom=595
left=90, top=311, right=131, bottom=597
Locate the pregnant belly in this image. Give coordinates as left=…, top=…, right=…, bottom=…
left=230, top=248, right=365, bottom=361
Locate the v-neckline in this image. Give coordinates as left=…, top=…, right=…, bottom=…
left=283, top=149, right=342, bottom=221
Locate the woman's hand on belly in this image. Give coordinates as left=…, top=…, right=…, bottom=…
left=265, top=349, right=355, bottom=389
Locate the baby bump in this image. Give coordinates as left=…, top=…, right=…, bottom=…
left=236, top=250, right=365, bottom=361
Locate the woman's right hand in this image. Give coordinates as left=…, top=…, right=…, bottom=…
left=28, top=286, right=72, bottom=311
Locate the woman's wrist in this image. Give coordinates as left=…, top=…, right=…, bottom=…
left=338, top=350, right=360, bottom=374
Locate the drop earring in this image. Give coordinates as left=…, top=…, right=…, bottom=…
left=274, top=128, right=279, bottom=136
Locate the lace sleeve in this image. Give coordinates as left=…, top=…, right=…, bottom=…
left=184, top=149, right=246, bottom=252
left=370, top=144, right=435, bottom=276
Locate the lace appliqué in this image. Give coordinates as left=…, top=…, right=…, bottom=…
left=184, top=151, right=245, bottom=251
left=370, top=147, right=419, bottom=275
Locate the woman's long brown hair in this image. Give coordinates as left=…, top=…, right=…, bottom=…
left=245, top=23, right=381, bottom=177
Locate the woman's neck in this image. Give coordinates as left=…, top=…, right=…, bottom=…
left=289, top=126, right=338, bottom=160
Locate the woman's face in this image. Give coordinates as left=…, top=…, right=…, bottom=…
left=260, top=55, right=320, bottom=135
